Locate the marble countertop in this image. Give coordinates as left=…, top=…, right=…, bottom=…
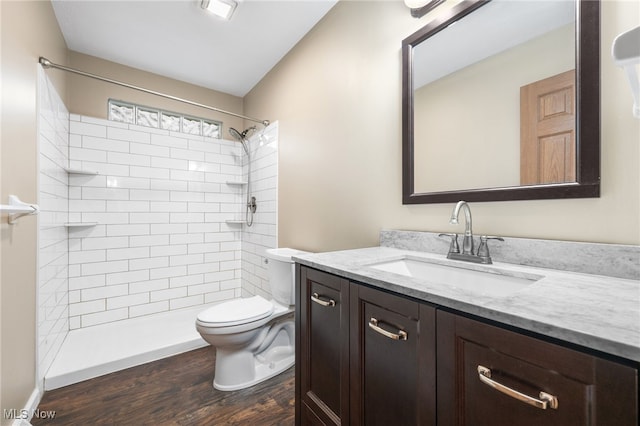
left=293, top=246, right=640, bottom=363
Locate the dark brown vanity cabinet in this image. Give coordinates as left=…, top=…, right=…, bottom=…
left=297, top=266, right=350, bottom=425
left=296, top=266, right=436, bottom=425
left=437, top=310, right=638, bottom=426
left=349, top=284, right=436, bottom=425
left=296, top=265, right=638, bottom=426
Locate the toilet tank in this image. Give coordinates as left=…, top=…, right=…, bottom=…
left=265, top=248, right=309, bottom=306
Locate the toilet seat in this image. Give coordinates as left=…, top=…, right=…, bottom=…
left=197, top=296, right=274, bottom=327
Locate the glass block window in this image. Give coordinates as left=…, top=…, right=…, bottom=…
left=108, top=99, right=222, bottom=138
left=109, top=101, right=135, bottom=124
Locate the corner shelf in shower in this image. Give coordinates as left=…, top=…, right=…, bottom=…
left=64, top=222, right=98, bottom=228
left=225, top=180, right=247, bottom=186
left=64, top=168, right=100, bottom=175
left=225, top=220, right=245, bottom=225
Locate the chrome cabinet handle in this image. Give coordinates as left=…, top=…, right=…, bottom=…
left=311, top=292, right=336, bottom=307
left=368, top=318, right=408, bottom=341
left=477, top=365, right=559, bottom=410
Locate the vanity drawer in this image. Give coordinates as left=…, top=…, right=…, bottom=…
left=437, top=310, right=638, bottom=426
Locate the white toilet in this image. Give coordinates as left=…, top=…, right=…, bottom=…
left=195, top=247, right=307, bottom=391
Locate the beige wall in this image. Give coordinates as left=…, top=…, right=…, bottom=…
left=67, top=52, right=246, bottom=133
left=0, top=0, right=67, bottom=422
left=245, top=0, right=640, bottom=251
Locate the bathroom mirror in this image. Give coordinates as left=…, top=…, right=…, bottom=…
left=402, top=0, right=600, bottom=204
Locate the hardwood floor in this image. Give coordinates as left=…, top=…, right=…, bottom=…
left=33, top=346, right=295, bottom=425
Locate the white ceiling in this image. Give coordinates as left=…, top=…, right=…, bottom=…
left=51, top=0, right=338, bottom=97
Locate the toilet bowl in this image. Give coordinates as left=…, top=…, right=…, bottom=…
left=195, top=247, right=307, bottom=391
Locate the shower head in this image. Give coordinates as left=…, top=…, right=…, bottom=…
left=229, top=127, right=254, bottom=156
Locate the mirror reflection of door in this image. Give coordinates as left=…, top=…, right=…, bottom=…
left=520, top=69, right=576, bottom=185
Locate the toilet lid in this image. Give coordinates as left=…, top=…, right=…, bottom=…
left=197, top=296, right=274, bottom=326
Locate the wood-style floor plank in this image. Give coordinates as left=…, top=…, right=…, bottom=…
left=33, top=346, right=294, bottom=425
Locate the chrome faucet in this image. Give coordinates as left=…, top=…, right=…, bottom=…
left=439, top=201, right=504, bottom=264
left=450, top=201, right=474, bottom=255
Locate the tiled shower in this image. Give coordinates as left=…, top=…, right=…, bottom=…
left=37, top=69, right=278, bottom=384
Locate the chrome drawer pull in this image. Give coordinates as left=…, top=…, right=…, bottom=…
left=477, top=365, right=559, bottom=410
left=311, top=292, right=336, bottom=307
left=368, top=318, right=408, bottom=341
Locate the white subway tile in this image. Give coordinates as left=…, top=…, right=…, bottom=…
left=169, top=253, right=204, bottom=266
left=108, top=152, right=151, bottom=167
left=128, top=212, right=169, bottom=224
left=130, top=142, right=170, bottom=157
left=81, top=308, right=128, bottom=327
left=151, top=157, right=188, bottom=170
left=149, top=202, right=187, bottom=212
left=129, top=301, right=169, bottom=318
left=81, top=284, right=128, bottom=301
left=169, top=274, right=203, bottom=288
left=149, top=266, right=187, bottom=280
left=69, top=250, right=106, bottom=265
left=130, top=189, right=170, bottom=201
left=170, top=192, right=204, bottom=202
left=129, top=278, right=169, bottom=294
left=150, top=245, right=187, bottom=257
left=171, top=233, right=205, bottom=245
left=106, top=176, right=150, bottom=190
left=70, top=147, right=107, bottom=163
left=130, top=166, right=170, bottom=179
left=106, top=224, right=150, bottom=237
left=150, top=287, right=187, bottom=302
left=170, top=295, right=203, bottom=310
left=81, top=260, right=128, bottom=276
left=129, top=256, right=169, bottom=271
left=129, top=234, right=169, bottom=247
left=107, top=293, right=149, bottom=310
left=106, top=246, right=150, bottom=261
left=187, top=282, right=220, bottom=296
left=170, top=170, right=204, bottom=182
left=150, top=134, right=188, bottom=149
left=150, top=179, right=188, bottom=192
left=70, top=121, right=107, bottom=138
left=150, top=223, right=188, bottom=235
left=107, top=200, right=150, bottom=212
left=170, top=212, right=204, bottom=223
left=69, top=199, right=106, bottom=213
left=107, top=127, right=151, bottom=143
left=69, top=274, right=106, bottom=291
left=69, top=299, right=104, bottom=316
left=81, top=187, right=129, bottom=200
left=170, top=147, right=204, bottom=161
left=83, top=136, right=129, bottom=153
left=82, top=237, right=129, bottom=250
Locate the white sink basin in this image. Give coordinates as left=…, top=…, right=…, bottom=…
left=367, top=257, right=541, bottom=297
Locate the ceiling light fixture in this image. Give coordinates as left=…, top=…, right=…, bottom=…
left=201, top=0, right=237, bottom=20
left=404, top=0, right=446, bottom=18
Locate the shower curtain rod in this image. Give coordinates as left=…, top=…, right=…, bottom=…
left=39, top=57, right=270, bottom=127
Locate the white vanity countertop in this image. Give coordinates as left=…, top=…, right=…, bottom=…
left=293, top=246, right=640, bottom=363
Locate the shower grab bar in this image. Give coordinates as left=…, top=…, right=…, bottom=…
left=0, top=195, right=40, bottom=224
left=38, top=57, right=271, bottom=127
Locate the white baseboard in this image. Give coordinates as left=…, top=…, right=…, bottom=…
left=9, top=386, right=41, bottom=426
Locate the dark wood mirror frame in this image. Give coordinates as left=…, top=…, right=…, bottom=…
left=402, top=0, right=600, bottom=204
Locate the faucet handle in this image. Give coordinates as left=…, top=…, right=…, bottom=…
left=438, top=233, right=460, bottom=254
left=477, top=236, right=504, bottom=264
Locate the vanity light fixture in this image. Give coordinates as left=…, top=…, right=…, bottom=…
left=404, top=0, right=446, bottom=18
left=201, top=0, right=237, bottom=20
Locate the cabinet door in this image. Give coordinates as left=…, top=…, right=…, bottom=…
left=437, top=310, right=638, bottom=426
left=350, top=284, right=436, bottom=426
left=297, top=266, right=350, bottom=426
